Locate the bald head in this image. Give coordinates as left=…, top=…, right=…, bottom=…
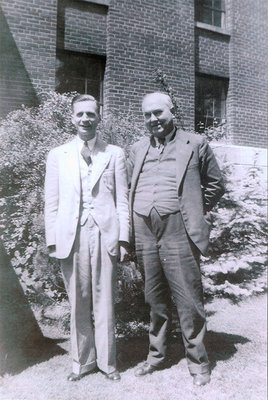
left=141, top=92, right=175, bottom=138
left=142, top=92, right=173, bottom=112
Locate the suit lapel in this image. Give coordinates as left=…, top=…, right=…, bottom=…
left=63, top=138, right=80, bottom=194
left=175, top=130, right=193, bottom=189
left=131, top=138, right=150, bottom=191
left=90, top=138, right=111, bottom=190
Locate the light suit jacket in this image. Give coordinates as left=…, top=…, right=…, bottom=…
left=127, top=129, right=225, bottom=256
left=45, top=136, right=129, bottom=259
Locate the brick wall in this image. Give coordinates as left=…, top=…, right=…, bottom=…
left=228, top=0, right=267, bottom=147
left=195, top=28, right=230, bottom=78
left=1, top=0, right=57, bottom=93
left=1, top=0, right=266, bottom=148
left=105, top=0, right=195, bottom=129
left=57, top=0, right=107, bottom=56
left=0, top=7, right=37, bottom=115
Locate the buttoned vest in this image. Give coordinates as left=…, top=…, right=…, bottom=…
left=79, top=155, right=94, bottom=225
left=133, top=139, right=180, bottom=216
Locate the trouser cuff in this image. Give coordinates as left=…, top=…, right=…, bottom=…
left=72, top=360, right=97, bottom=375
left=188, top=362, right=210, bottom=375
left=146, top=356, right=165, bottom=368
left=97, top=362, right=117, bottom=375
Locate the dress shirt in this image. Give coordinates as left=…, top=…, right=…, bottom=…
left=153, top=127, right=176, bottom=148
left=76, top=135, right=97, bottom=156
left=76, top=135, right=97, bottom=225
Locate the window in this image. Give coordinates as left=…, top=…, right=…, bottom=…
left=195, top=75, right=228, bottom=132
left=56, top=51, right=105, bottom=109
left=195, top=0, right=225, bottom=28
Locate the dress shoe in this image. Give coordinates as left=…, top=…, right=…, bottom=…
left=193, top=372, right=211, bottom=386
left=105, top=370, right=121, bottom=381
left=67, top=372, right=89, bottom=382
left=134, top=363, right=158, bottom=377
left=67, top=367, right=97, bottom=382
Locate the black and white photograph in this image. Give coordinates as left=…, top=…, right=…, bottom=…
left=0, top=1, right=267, bottom=400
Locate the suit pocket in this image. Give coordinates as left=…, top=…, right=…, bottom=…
left=102, top=171, right=114, bottom=192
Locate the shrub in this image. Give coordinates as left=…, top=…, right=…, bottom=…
left=100, top=112, right=147, bottom=156
left=0, top=92, right=75, bottom=303
left=202, top=160, right=267, bottom=300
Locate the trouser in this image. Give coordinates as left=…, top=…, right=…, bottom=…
left=133, top=208, right=209, bottom=375
left=60, top=214, right=117, bottom=375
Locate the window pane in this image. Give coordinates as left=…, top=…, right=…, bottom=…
left=66, top=78, right=85, bottom=94
left=201, top=8, right=212, bottom=24
left=214, top=98, right=222, bottom=118
left=195, top=4, right=202, bottom=21
left=195, top=75, right=227, bottom=132
left=203, top=98, right=214, bottom=117
left=56, top=52, right=105, bottom=103
left=213, top=10, right=222, bottom=27
left=213, top=0, right=222, bottom=10
left=195, top=0, right=224, bottom=27
left=85, top=79, right=100, bottom=100
left=85, top=60, right=102, bottom=78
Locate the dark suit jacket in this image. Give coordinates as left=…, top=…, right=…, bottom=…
left=127, top=129, right=225, bottom=256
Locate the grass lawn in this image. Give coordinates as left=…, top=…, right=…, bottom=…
left=0, top=294, right=266, bottom=400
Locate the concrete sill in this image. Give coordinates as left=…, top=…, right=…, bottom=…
left=195, top=21, right=231, bottom=37
left=76, top=0, right=110, bottom=6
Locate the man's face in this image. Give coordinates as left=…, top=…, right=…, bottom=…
left=72, top=100, right=100, bottom=141
left=142, top=95, right=174, bottom=138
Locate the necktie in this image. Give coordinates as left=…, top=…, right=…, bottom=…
left=157, top=137, right=165, bottom=153
left=81, top=141, right=92, bottom=165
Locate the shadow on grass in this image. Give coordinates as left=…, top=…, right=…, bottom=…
left=117, top=336, right=150, bottom=371
left=206, top=330, right=250, bottom=370
left=1, top=337, right=67, bottom=376
left=117, top=330, right=250, bottom=372
left=0, top=241, right=67, bottom=376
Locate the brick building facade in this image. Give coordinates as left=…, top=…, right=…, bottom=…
left=0, top=0, right=267, bottom=148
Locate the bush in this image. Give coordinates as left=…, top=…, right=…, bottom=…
left=0, top=92, right=76, bottom=303
left=202, top=160, right=267, bottom=300
left=0, top=91, right=266, bottom=317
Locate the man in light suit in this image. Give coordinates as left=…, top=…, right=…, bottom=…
left=127, top=92, right=225, bottom=386
left=45, top=94, right=129, bottom=382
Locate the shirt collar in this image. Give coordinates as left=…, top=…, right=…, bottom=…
left=76, top=135, right=97, bottom=152
left=150, top=127, right=176, bottom=147
left=163, top=127, right=176, bottom=144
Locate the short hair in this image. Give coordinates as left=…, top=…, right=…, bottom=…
left=71, top=94, right=100, bottom=114
left=142, top=92, right=174, bottom=111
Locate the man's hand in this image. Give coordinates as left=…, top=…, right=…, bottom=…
left=119, top=241, right=129, bottom=262
left=48, top=245, right=56, bottom=257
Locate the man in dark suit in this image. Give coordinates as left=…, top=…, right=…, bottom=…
left=127, top=92, right=225, bottom=386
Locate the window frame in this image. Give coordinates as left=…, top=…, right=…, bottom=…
left=195, top=73, right=228, bottom=132
left=195, top=0, right=226, bottom=28
left=55, top=50, right=105, bottom=112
